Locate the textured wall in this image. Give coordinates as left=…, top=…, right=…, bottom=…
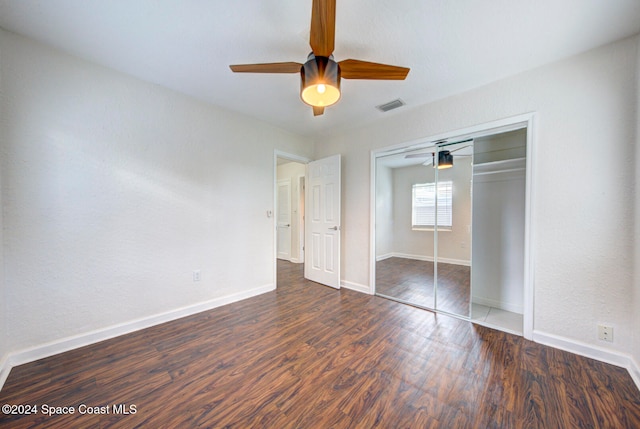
left=315, top=35, right=639, bottom=355
left=0, top=32, right=5, bottom=366
left=0, top=30, right=312, bottom=353
left=634, top=38, right=640, bottom=372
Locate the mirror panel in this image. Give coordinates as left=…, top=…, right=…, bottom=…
left=375, top=147, right=436, bottom=310
left=433, top=142, right=473, bottom=317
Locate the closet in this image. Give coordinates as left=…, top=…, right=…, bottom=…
left=374, top=126, right=527, bottom=335
left=375, top=140, right=473, bottom=320
left=470, top=129, right=526, bottom=334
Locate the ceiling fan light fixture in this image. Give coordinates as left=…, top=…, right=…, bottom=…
left=300, top=53, right=341, bottom=107
left=434, top=151, right=454, bottom=169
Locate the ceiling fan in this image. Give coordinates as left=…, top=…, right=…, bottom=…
left=405, top=142, right=473, bottom=169
left=229, top=0, right=410, bottom=116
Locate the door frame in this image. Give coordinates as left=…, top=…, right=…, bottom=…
left=296, top=174, right=306, bottom=263
left=369, top=112, right=537, bottom=340
left=276, top=177, right=292, bottom=261
left=273, top=150, right=311, bottom=287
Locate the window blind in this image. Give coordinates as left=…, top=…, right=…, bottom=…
left=412, top=181, right=453, bottom=228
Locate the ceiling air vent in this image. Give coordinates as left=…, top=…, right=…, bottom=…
left=376, top=99, right=405, bottom=112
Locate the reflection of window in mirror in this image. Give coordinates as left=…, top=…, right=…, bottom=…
left=411, top=180, right=452, bottom=231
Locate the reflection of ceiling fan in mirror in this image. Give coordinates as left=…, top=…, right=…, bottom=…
left=229, top=0, right=410, bottom=116
left=405, top=143, right=473, bottom=169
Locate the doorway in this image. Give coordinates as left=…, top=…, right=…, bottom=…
left=274, top=152, right=342, bottom=290
left=275, top=154, right=307, bottom=289
left=371, top=114, right=535, bottom=339
left=276, top=157, right=306, bottom=265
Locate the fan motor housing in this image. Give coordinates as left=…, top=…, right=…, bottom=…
left=300, top=53, right=341, bottom=107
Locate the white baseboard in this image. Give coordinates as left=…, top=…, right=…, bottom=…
left=386, top=253, right=471, bottom=267
left=533, top=330, right=640, bottom=392
left=375, top=253, right=394, bottom=262
left=341, top=280, right=372, bottom=295
left=472, top=296, right=523, bottom=314
left=630, top=357, right=640, bottom=391
left=0, top=283, right=274, bottom=392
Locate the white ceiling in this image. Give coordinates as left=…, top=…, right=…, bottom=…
left=1, top=0, right=639, bottom=138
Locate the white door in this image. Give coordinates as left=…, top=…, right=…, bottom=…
left=305, top=154, right=341, bottom=288
left=277, top=178, right=292, bottom=260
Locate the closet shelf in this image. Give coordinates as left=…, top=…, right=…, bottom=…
left=473, top=157, right=525, bottom=176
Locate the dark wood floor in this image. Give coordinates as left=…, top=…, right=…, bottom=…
left=1, top=261, right=639, bottom=428
left=376, top=257, right=470, bottom=317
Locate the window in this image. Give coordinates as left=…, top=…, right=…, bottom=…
left=412, top=181, right=453, bottom=229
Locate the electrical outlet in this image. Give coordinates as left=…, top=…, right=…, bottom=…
left=193, top=270, right=201, bottom=282
left=598, top=325, right=613, bottom=342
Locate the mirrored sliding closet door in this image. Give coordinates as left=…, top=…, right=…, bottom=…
left=374, top=140, right=473, bottom=319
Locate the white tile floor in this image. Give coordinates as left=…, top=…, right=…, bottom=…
left=471, top=303, right=523, bottom=335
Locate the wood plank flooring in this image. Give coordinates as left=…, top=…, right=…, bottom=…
left=1, top=261, right=639, bottom=428
left=376, top=257, right=470, bottom=316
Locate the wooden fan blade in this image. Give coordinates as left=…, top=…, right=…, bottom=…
left=310, top=0, right=336, bottom=57
left=229, top=62, right=302, bottom=73
left=339, top=59, right=410, bottom=80
left=313, top=106, right=325, bottom=116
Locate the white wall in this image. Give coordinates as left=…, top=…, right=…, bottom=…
left=315, top=35, right=639, bottom=357
left=634, top=38, right=640, bottom=378
left=474, top=129, right=527, bottom=164
left=390, top=160, right=472, bottom=264
left=0, top=31, right=6, bottom=368
left=0, top=30, right=312, bottom=355
left=375, top=164, right=393, bottom=259
left=276, top=161, right=306, bottom=263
